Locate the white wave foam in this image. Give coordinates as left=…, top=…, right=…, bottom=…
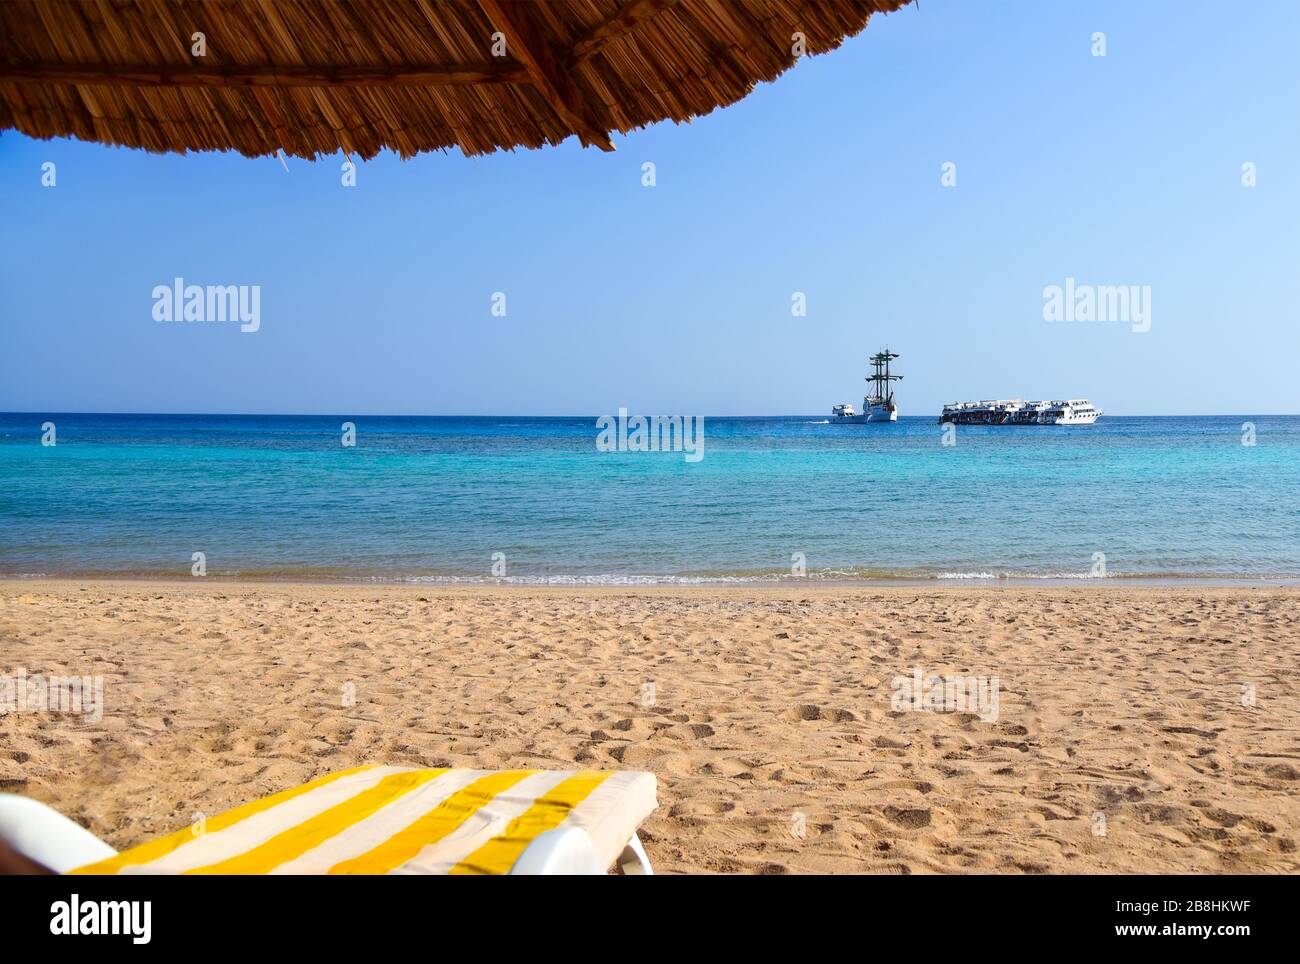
left=936, top=571, right=1111, bottom=580
left=383, top=573, right=789, bottom=586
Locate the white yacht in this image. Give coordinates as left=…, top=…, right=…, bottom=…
left=831, top=349, right=902, bottom=423
left=1037, top=400, right=1101, bottom=424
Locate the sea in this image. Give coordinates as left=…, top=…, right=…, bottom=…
left=2, top=413, right=1298, bottom=583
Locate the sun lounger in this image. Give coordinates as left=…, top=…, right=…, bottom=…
left=0, top=766, right=657, bottom=875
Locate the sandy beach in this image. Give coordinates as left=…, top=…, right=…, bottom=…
left=2, top=580, right=1297, bottom=874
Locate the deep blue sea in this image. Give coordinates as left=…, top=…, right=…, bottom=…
left=2, top=413, right=1298, bottom=582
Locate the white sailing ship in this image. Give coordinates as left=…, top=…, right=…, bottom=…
left=831, top=350, right=902, bottom=423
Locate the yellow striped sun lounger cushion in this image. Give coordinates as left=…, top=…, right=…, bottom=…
left=69, top=766, right=657, bottom=875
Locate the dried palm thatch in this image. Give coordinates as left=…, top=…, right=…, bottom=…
left=0, top=0, right=913, bottom=159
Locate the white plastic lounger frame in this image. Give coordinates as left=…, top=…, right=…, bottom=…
left=509, top=826, right=653, bottom=875
left=0, top=794, right=118, bottom=874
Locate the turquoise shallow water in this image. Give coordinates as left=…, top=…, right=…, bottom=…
left=1, top=413, right=1298, bottom=581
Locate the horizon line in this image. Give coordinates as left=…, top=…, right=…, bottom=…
left=3, top=410, right=1298, bottom=420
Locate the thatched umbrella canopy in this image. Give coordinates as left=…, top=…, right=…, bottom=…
left=0, top=0, right=912, bottom=160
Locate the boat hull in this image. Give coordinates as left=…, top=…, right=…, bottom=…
left=831, top=404, right=898, bottom=424
left=1039, top=413, right=1100, bottom=425
left=941, top=411, right=1102, bottom=425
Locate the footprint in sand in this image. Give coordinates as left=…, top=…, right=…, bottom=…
left=882, top=805, right=932, bottom=829
left=781, top=704, right=857, bottom=723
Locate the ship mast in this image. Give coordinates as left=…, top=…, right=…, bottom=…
left=866, top=348, right=902, bottom=404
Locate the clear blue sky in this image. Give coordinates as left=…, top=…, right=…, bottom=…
left=1, top=0, right=1297, bottom=416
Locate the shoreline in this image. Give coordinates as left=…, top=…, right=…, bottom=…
left=5, top=574, right=1300, bottom=591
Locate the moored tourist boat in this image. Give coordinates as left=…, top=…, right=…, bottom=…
left=940, top=398, right=1101, bottom=425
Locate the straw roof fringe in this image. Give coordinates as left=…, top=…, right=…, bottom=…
left=0, top=0, right=913, bottom=159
